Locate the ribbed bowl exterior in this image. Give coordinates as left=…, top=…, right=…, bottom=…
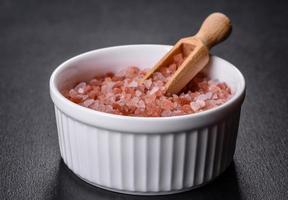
left=54, top=105, right=241, bottom=194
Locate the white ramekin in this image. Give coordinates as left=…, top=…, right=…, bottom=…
left=49, top=45, right=245, bottom=195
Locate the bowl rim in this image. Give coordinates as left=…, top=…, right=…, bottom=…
left=50, top=44, right=245, bottom=132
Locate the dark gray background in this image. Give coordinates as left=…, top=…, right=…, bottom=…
left=0, top=0, right=287, bottom=199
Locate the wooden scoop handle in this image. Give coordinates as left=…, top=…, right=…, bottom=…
left=195, top=12, right=232, bottom=49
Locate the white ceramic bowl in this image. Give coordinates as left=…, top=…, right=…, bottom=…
left=49, top=45, right=245, bottom=195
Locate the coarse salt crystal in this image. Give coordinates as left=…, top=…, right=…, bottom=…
left=196, top=92, right=213, bottom=101
left=149, top=86, right=159, bottom=95
left=82, top=99, right=94, bottom=107
left=75, top=82, right=86, bottom=94
left=135, top=90, right=142, bottom=97
left=144, top=79, right=152, bottom=89
left=128, top=80, right=138, bottom=88
left=137, top=100, right=145, bottom=109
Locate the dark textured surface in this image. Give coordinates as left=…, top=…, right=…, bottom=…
left=0, top=0, right=288, bottom=199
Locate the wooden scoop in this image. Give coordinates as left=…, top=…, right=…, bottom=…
left=143, top=12, right=232, bottom=94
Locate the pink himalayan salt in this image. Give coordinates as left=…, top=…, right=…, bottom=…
left=65, top=53, right=232, bottom=117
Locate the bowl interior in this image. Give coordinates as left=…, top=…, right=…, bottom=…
left=53, top=45, right=243, bottom=96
